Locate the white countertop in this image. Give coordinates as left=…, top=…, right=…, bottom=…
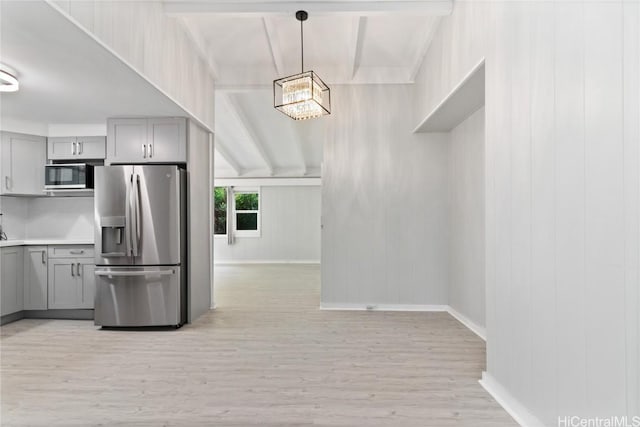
left=0, top=239, right=94, bottom=248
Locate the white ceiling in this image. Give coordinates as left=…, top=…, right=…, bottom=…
left=0, top=1, right=186, bottom=129
left=172, top=1, right=448, bottom=177
left=0, top=0, right=448, bottom=179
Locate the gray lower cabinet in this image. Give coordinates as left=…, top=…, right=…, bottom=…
left=1, top=247, right=24, bottom=316
left=23, top=246, right=48, bottom=310
left=47, top=246, right=95, bottom=309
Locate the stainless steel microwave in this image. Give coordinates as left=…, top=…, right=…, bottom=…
left=44, top=163, right=94, bottom=190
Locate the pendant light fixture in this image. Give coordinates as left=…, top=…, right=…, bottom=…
left=0, top=64, right=19, bottom=92
left=274, top=10, right=330, bottom=120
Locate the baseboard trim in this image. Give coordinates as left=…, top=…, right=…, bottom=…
left=215, top=260, right=320, bottom=265
left=446, top=307, right=486, bottom=341
left=319, top=303, right=448, bottom=312
left=479, top=372, right=544, bottom=427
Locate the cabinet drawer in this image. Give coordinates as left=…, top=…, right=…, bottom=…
left=48, top=245, right=94, bottom=259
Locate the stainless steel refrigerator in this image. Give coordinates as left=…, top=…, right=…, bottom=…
left=94, top=165, right=187, bottom=327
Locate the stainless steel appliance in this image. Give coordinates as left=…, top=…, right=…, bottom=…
left=94, top=165, right=186, bottom=327
left=45, top=163, right=94, bottom=190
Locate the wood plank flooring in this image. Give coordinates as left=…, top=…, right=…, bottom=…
left=0, top=264, right=516, bottom=426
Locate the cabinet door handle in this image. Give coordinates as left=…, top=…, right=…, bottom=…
left=69, top=249, right=84, bottom=255
left=41, top=250, right=46, bottom=264
left=149, top=144, right=153, bottom=158
left=77, top=263, right=81, bottom=276
left=71, top=263, right=75, bottom=277
left=142, top=144, right=147, bottom=159
left=78, top=141, right=83, bottom=155
left=72, top=142, right=77, bottom=155
left=4, top=176, right=9, bottom=190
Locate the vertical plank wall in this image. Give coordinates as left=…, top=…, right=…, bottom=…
left=322, top=85, right=450, bottom=307
left=414, top=0, right=639, bottom=424
left=48, top=0, right=215, bottom=130
left=448, top=107, right=486, bottom=329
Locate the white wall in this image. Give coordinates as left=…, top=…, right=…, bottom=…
left=448, top=107, right=485, bottom=329
left=50, top=0, right=215, bottom=130
left=321, top=84, right=449, bottom=307
left=215, top=186, right=321, bottom=263
left=414, top=1, right=639, bottom=424
left=187, top=121, right=213, bottom=320
left=0, top=196, right=93, bottom=240
left=26, top=197, right=94, bottom=239
left=0, top=196, right=28, bottom=239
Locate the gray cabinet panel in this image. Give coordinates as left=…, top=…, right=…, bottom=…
left=47, top=137, right=76, bottom=160
left=107, top=119, right=147, bottom=164
left=78, top=260, right=95, bottom=309
left=1, top=247, right=24, bottom=315
left=1, top=132, right=46, bottom=196
left=48, top=136, right=106, bottom=160
left=47, top=253, right=96, bottom=309
left=24, top=246, right=48, bottom=310
left=106, top=118, right=186, bottom=164
left=148, top=118, right=186, bottom=162
left=48, top=259, right=77, bottom=309
left=76, top=136, right=106, bottom=159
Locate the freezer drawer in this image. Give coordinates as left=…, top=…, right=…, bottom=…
left=94, top=266, right=184, bottom=327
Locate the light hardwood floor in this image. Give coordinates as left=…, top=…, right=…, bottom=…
left=0, top=264, right=516, bottom=426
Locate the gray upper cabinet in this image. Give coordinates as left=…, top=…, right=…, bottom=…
left=0, top=131, right=46, bottom=196
left=1, top=246, right=24, bottom=316
left=23, top=246, right=48, bottom=310
left=47, top=136, right=106, bottom=160
left=107, top=118, right=186, bottom=164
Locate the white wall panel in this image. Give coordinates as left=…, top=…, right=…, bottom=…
left=50, top=0, right=215, bottom=130
left=187, top=122, right=212, bottom=322
left=26, top=197, right=94, bottom=240
left=0, top=196, right=28, bottom=240
left=448, top=107, right=485, bottom=328
left=415, top=0, right=639, bottom=423
left=623, top=2, right=640, bottom=419
left=322, top=85, right=449, bottom=306
left=583, top=2, right=626, bottom=417
left=214, top=186, right=321, bottom=263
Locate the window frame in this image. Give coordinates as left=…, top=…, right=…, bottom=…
left=232, top=187, right=261, bottom=238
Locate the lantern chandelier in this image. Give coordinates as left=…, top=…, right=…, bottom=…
left=273, top=10, right=331, bottom=120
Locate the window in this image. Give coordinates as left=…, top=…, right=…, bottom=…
left=213, top=187, right=227, bottom=235
left=234, top=190, right=260, bottom=236
left=213, top=187, right=260, bottom=237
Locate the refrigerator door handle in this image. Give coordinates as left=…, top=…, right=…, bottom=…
left=95, top=269, right=175, bottom=277
left=131, top=174, right=141, bottom=257
left=125, top=173, right=133, bottom=257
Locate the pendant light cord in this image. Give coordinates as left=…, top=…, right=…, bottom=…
left=300, top=18, right=304, bottom=73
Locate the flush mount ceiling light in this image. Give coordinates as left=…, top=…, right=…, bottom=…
left=0, top=64, right=19, bottom=92
left=274, top=10, right=330, bottom=120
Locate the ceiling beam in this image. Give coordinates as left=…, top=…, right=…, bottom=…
left=164, top=1, right=453, bottom=16
left=214, top=136, right=243, bottom=176
left=221, top=94, right=275, bottom=176
left=262, top=17, right=284, bottom=76
left=349, top=16, right=367, bottom=79
left=408, top=16, right=442, bottom=82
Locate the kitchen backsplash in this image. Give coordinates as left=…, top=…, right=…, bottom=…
left=0, top=196, right=93, bottom=240
left=0, top=196, right=28, bottom=239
